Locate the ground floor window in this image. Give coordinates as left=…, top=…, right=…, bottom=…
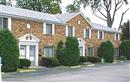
left=44, top=46, right=54, bottom=57
left=79, top=47, right=83, bottom=56
left=88, top=47, right=94, bottom=56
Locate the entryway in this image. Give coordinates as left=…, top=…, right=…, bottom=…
left=18, top=34, right=39, bottom=66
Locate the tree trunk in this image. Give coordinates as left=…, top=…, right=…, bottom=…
left=107, top=12, right=112, bottom=28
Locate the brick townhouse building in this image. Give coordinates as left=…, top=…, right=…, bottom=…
left=0, top=5, right=120, bottom=66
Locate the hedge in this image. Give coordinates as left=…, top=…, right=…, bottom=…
left=0, top=30, right=19, bottom=72
left=120, top=40, right=130, bottom=60
left=98, top=41, right=114, bottom=63
left=87, top=56, right=101, bottom=63
left=19, top=59, right=31, bottom=69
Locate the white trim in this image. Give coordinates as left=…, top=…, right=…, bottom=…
left=98, top=30, right=100, bottom=39
left=118, top=34, right=120, bottom=40
left=8, top=17, right=11, bottom=31
left=84, top=28, right=86, bottom=38
left=43, top=22, right=46, bottom=34
left=102, top=31, right=104, bottom=39
left=73, top=27, right=75, bottom=37
left=89, top=29, right=91, bottom=38
left=66, top=26, right=68, bottom=36
left=19, top=34, right=39, bottom=66
left=52, top=24, right=55, bottom=35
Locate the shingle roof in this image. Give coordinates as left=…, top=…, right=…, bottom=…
left=55, top=12, right=80, bottom=22
left=92, top=23, right=120, bottom=33
left=0, top=5, right=63, bottom=24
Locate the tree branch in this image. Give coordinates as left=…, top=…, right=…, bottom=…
left=98, top=9, right=107, bottom=18
left=118, top=8, right=129, bottom=31
left=93, top=12, right=107, bottom=21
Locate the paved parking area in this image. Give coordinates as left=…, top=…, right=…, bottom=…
left=3, top=61, right=130, bottom=82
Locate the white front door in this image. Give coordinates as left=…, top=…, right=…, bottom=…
left=29, top=45, right=36, bottom=66
left=19, top=45, right=37, bottom=66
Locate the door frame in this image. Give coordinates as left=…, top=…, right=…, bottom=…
left=18, top=34, right=39, bottom=66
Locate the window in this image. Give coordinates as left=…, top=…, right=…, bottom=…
left=98, top=31, right=104, bottom=39
left=44, top=46, right=54, bottom=57
left=84, top=29, right=91, bottom=38
left=88, top=47, right=94, bottom=56
left=79, top=47, right=83, bottom=56
left=115, top=33, right=120, bottom=40
left=46, top=24, right=52, bottom=35
left=43, top=23, right=55, bottom=35
left=68, top=26, right=74, bottom=37
left=115, top=48, right=119, bottom=57
left=0, top=17, right=8, bottom=29
left=20, top=45, right=26, bottom=58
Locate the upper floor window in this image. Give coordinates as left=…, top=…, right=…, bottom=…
left=43, top=23, right=55, bottom=35
left=0, top=17, right=8, bottom=29
left=66, top=26, right=75, bottom=37
left=84, top=29, right=91, bottom=38
left=98, top=31, right=104, bottom=40
left=115, top=33, right=120, bottom=40
left=44, top=46, right=54, bottom=58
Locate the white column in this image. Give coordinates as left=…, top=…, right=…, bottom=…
left=35, top=44, right=39, bottom=66
left=8, top=17, right=12, bottom=31
left=43, top=22, right=46, bottom=34
left=26, top=45, right=30, bottom=60
left=52, top=24, right=55, bottom=35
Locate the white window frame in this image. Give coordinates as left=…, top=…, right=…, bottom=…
left=115, top=33, right=120, bottom=41
left=43, top=22, right=55, bottom=35
left=84, top=28, right=91, bottom=38
left=98, top=30, right=104, bottom=40
left=66, top=26, right=75, bottom=37
left=44, top=46, right=54, bottom=58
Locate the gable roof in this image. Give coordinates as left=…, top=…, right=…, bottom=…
left=0, top=5, right=63, bottom=24
left=92, top=23, right=120, bottom=33
left=55, top=12, right=92, bottom=26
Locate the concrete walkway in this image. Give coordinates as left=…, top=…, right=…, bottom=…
left=3, top=61, right=130, bottom=82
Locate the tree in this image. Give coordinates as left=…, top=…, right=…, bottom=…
left=75, top=0, right=129, bottom=28
left=61, top=37, right=80, bottom=66
left=120, top=40, right=130, bottom=60
left=56, top=40, right=64, bottom=64
left=121, top=20, right=130, bottom=40
left=16, top=0, right=62, bottom=14
left=0, top=0, right=12, bottom=5
left=66, top=4, right=80, bottom=13
left=98, top=41, right=114, bottom=63
left=0, top=30, right=19, bottom=72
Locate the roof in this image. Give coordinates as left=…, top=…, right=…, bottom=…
left=55, top=12, right=80, bottom=23
left=92, top=23, right=120, bottom=33
left=0, top=5, right=63, bottom=24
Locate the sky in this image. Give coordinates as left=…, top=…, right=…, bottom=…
left=61, top=0, right=130, bottom=30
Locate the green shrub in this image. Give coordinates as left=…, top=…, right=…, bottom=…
left=19, top=59, right=31, bottom=69
left=120, top=40, right=130, bottom=60
left=119, top=56, right=127, bottom=61
left=0, top=30, right=19, bottom=72
left=43, top=57, right=60, bottom=67
left=98, top=41, right=114, bottom=63
left=56, top=40, right=64, bottom=64
left=61, top=37, right=80, bottom=66
left=80, top=56, right=88, bottom=63
left=87, top=56, right=101, bottom=63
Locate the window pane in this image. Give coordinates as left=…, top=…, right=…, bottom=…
left=85, top=29, right=89, bottom=38
left=20, top=45, right=26, bottom=58
left=46, top=24, right=52, bottom=35
left=80, top=47, right=83, bottom=56
left=0, top=17, right=3, bottom=29
left=3, top=18, right=8, bottom=29
left=44, top=47, right=54, bottom=57
left=99, top=31, right=102, bottom=39
left=68, top=27, right=73, bottom=37
left=88, top=47, right=94, bottom=56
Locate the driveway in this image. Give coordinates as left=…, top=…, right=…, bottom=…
left=3, top=61, right=130, bottom=82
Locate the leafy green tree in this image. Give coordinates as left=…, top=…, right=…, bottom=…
left=121, top=20, right=130, bottom=40
left=120, top=40, right=130, bottom=60
left=0, top=0, right=12, bottom=5
left=98, top=41, right=114, bottom=63
left=56, top=40, right=64, bottom=64
left=16, top=0, right=62, bottom=14
left=75, top=0, right=129, bottom=28
left=61, top=37, right=80, bottom=66
left=66, top=4, right=80, bottom=13
left=0, top=30, right=19, bottom=72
